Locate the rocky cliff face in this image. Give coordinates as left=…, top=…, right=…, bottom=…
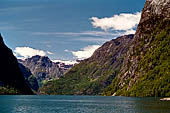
left=104, top=0, right=170, bottom=97
left=39, top=34, right=134, bottom=95
left=0, top=34, right=33, bottom=94
left=19, top=55, right=62, bottom=85
left=56, top=62, right=74, bottom=74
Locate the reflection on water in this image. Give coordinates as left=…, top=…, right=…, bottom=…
left=0, top=95, right=170, bottom=113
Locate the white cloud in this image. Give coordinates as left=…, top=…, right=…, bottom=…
left=66, top=45, right=101, bottom=60
left=33, top=31, right=123, bottom=43
left=14, top=47, right=53, bottom=59
left=75, top=37, right=110, bottom=42
left=32, top=12, right=141, bottom=45
left=33, top=31, right=119, bottom=37
left=0, top=26, right=17, bottom=30
left=47, top=51, right=54, bottom=55
left=0, top=6, right=43, bottom=14
left=52, top=59, right=78, bottom=65
left=90, top=12, right=141, bottom=31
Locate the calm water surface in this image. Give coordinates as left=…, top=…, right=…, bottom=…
left=0, top=95, right=170, bottom=113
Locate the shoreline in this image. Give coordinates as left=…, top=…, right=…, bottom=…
left=160, top=98, right=170, bottom=101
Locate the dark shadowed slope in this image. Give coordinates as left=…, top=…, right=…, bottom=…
left=0, top=34, right=33, bottom=94
left=19, top=63, right=39, bottom=92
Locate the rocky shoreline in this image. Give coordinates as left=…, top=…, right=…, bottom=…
left=160, top=98, right=170, bottom=101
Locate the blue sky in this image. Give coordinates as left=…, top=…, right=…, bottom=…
left=0, top=0, right=145, bottom=62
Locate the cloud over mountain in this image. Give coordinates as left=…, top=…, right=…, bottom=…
left=65, top=45, right=101, bottom=60
left=90, top=12, right=141, bottom=32
left=14, top=47, right=53, bottom=59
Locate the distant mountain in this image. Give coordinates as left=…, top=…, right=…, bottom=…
left=39, top=34, right=134, bottom=95
left=0, top=34, right=33, bottom=95
left=56, top=62, right=74, bottom=74
left=104, top=0, right=170, bottom=97
left=19, top=55, right=63, bottom=86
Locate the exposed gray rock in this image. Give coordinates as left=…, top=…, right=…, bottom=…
left=104, top=0, right=170, bottom=96
left=19, top=55, right=62, bottom=82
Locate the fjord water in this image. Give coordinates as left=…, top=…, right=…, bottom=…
left=0, top=96, right=170, bottom=113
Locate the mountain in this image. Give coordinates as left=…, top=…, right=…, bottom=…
left=19, top=55, right=63, bottom=86
left=104, top=0, right=170, bottom=97
left=56, top=62, right=74, bottom=74
left=0, top=34, right=33, bottom=95
left=18, top=63, right=39, bottom=91
left=39, top=34, right=134, bottom=95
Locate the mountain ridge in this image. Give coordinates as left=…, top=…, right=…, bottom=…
left=0, top=34, right=33, bottom=95
left=104, top=0, right=170, bottom=97
left=19, top=55, right=63, bottom=87
left=39, top=34, right=134, bottom=95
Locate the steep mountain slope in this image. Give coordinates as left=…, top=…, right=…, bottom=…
left=104, top=0, right=170, bottom=97
left=19, top=55, right=62, bottom=86
left=19, top=63, right=39, bottom=91
left=39, top=34, right=134, bottom=95
left=0, top=34, right=33, bottom=95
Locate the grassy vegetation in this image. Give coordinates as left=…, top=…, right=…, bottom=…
left=0, top=85, right=20, bottom=95
left=39, top=34, right=133, bottom=95
left=27, top=75, right=39, bottom=91
left=39, top=56, right=122, bottom=95
left=104, top=17, right=170, bottom=97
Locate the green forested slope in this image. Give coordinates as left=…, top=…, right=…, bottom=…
left=39, top=35, right=134, bottom=95
left=104, top=0, right=170, bottom=97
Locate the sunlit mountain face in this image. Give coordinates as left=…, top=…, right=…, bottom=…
left=0, top=0, right=145, bottom=62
